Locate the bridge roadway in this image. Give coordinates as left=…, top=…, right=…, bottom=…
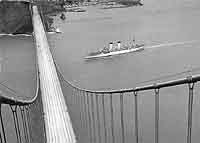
left=31, top=5, right=76, bottom=143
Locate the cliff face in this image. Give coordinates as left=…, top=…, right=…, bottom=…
left=0, top=1, right=59, bottom=34
left=0, top=0, right=141, bottom=34
left=0, top=2, right=33, bottom=34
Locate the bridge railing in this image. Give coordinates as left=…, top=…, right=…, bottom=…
left=53, top=59, right=199, bottom=143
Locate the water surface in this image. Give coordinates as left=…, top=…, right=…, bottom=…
left=48, top=1, right=200, bottom=143
left=50, top=0, right=200, bottom=90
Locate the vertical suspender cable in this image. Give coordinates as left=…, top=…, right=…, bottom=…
left=187, top=81, right=194, bottom=143
left=91, top=93, right=96, bottom=143
left=110, top=94, right=115, bottom=143
left=96, top=94, right=101, bottom=143
left=86, top=92, right=92, bottom=143
left=0, top=105, right=7, bottom=143
left=134, top=92, right=139, bottom=143
left=102, top=94, right=107, bottom=143
left=120, top=93, right=125, bottom=143
left=155, top=88, right=159, bottom=143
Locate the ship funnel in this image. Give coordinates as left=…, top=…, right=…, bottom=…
left=109, top=42, right=113, bottom=51
left=117, top=41, right=121, bottom=49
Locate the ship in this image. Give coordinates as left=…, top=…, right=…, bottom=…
left=85, top=40, right=144, bottom=59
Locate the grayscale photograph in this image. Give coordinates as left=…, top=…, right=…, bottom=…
left=0, top=0, right=200, bottom=143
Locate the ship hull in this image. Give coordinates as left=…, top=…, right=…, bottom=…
left=85, top=46, right=144, bottom=59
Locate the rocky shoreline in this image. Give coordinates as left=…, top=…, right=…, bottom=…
left=0, top=1, right=65, bottom=34
left=0, top=0, right=143, bottom=34
left=0, top=2, right=32, bottom=34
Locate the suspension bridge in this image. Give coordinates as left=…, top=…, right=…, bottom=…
left=0, top=0, right=200, bottom=143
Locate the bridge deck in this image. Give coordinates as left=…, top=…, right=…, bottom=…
left=31, top=5, right=75, bottom=143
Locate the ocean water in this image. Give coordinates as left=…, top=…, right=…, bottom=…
left=50, top=0, right=200, bottom=90
left=0, top=35, right=36, bottom=99
left=0, top=35, right=37, bottom=143
left=48, top=0, right=200, bottom=143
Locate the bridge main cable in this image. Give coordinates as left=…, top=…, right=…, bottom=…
left=31, top=5, right=76, bottom=143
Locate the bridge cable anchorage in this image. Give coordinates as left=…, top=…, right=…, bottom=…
left=95, top=94, right=101, bottom=143
left=110, top=93, right=115, bottom=143
left=102, top=93, right=107, bottom=143
left=187, top=77, right=195, bottom=143
left=10, top=105, right=22, bottom=143
left=154, top=87, right=160, bottom=143
left=120, top=93, right=125, bottom=143
left=134, top=91, right=139, bottom=143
